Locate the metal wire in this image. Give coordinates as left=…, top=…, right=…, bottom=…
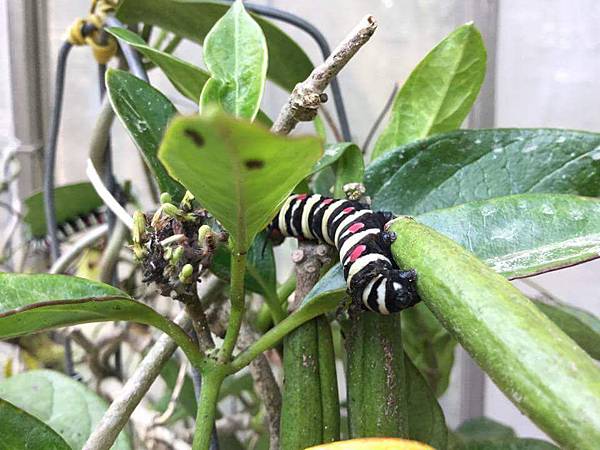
left=223, top=0, right=351, bottom=141
left=105, top=15, right=149, bottom=82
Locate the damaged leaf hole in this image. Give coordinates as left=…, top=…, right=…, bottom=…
left=184, top=128, right=205, bottom=147
left=244, top=159, right=265, bottom=170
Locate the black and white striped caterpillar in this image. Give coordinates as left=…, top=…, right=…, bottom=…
left=269, top=194, right=420, bottom=314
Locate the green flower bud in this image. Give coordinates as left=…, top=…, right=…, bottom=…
left=160, top=192, right=173, bottom=204
left=198, top=224, right=212, bottom=243
left=132, top=211, right=146, bottom=244
left=179, top=263, right=194, bottom=283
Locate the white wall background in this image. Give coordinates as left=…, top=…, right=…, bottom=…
left=2, top=0, right=600, bottom=443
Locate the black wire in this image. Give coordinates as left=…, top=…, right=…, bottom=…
left=105, top=16, right=149, bottom=82
left=44, top=41, right=72, bottom=262
left=223, top=1, right=352, bottom=141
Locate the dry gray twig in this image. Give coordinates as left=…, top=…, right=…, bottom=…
left=271, top=15, right=377, bottom=135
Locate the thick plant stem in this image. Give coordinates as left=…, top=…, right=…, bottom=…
left=218, top=252, right=247, bottom=363
left=192, top=372, right=224, bottom=450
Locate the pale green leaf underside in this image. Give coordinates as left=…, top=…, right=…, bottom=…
left=371, top=23, right=486, bottom=160
left=158, top=111, right=322, bottom=252
left=200, top=0, right=268, bottom=120
left=0, top=370, right=131, bottom=449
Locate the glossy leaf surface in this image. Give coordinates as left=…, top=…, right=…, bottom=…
left=106, top=69, right=185, bottom=200
left=418, top=194, right=600, bottom=278
left=366, top=129, right=600, bottom=216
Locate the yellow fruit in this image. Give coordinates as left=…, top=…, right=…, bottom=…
left=304, top=437, right=434, bottom=450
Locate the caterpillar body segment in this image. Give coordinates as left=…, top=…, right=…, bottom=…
left=270, top=194, right=419, bottom=314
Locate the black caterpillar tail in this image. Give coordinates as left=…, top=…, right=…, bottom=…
left=270, top=194, right=420, bottom=314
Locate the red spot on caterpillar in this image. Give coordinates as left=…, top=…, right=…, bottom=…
left=347, top=222, right=365, bottom=234
left=342, top=207, right=355, bottom=214
left=296, top=194, right=308, bottom=200
left=322, top=198, right=334, bottom=205
left=349, top=245, right=367, bottom=262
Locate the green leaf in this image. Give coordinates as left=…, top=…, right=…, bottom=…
left=24, top=182, right=103, bottom=239
left=417, top=194, right=600, bottom=278
left=310, top=143, right=365, bottom=198
left=0, top=273, right=201, bottom=366
left=0, top=370, right=131, bottom=449
left=405, top=353, right=448, bottom=449
left=199, top=0, right=267, bottom=120
left=455, top=417, right=516, bottom=442
left=211, top=232, right=277, bottom=301
left=158, top=110, right=322, bottom=252
left=532, top=296, right=600, bottom=360
left=371, top=23, right=486, bottom=160
left=402, top=303, right=456, bottom=397
left=116, top=0, right=313, bottom=92
left=456, top=440, right=558, bottom=450
left=366, top=129, right=600, bottom=216
left=106, top=69, right=185, bottom=200
left=0, top=398, right=71, bottom=450
left=390, top=217, right=600, bottom=450
left=107, top=27, right=209, bottom=101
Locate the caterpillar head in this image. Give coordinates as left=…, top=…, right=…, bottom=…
left=385, top=268, right=420, bottom=313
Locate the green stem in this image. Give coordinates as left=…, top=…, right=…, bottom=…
left=192, top=371, right=224, bottom=450
left=256, top=273, right=297, bottom=331
left=218, top=252, right=247, bottom=363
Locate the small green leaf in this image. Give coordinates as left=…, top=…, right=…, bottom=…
left=532, top=296, right=600, bottom=360
left=116, top=0, right=313, bottom=92
left=0, top=370, right=131, bottom=449
left=310, top=143, right=365, bottom=198
left=366, top=129, right=600, bottom=216
left=418, top=194, right=600, bottom=278
left=106, top=69, right=185, bottom=200
left=405, top=353, right=448, bottom=449
left=371, top=24, right=486, bottom=160
left=24, top=182, right=103, bottom=239
left=454, top=417, right=559, bottom=449
left=0, top=274, right=201, bottom=365
left=455, top=417, right=516, bottom=442
left=158, top=110, right=322, bottom=252
left=107, top=27, right=209, bottom=101
left=0, top=398, right=71, bottom=450
left=199, top=0, right=267, bottom=120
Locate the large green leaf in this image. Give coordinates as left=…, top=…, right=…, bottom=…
left=0, top=273, right=200, bottom=365
left=371, top=24, right=486, bottom=160
left=0, top=370, right=131, bottom=449
left=405, top=353, right=448, bottom=449
left=532, top=296, right=600, bottom=360
left=158, top=110, right=322, bottom=251
left=116, top=0, right=313, bottom=92
left=366, top=129, right=600, bottom=216
left=24, top=182, right=103, bottom=239
left=106, top=69, right=185, bottom=200
left=390, top=217, right=600, bottom=449
left=199, top=0, right=267, bottom=120
left=310, top=143, right=365, bottom=198
left=0, top=398, right=71, bottom=450
left=107, top=27, right=209, bottom=101
left=418, top=194, right=600, bottom=278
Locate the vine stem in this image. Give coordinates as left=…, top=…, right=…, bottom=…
left=217, top=251, right=247, bottom=363
left=192, top=372, right=225, bottom=450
